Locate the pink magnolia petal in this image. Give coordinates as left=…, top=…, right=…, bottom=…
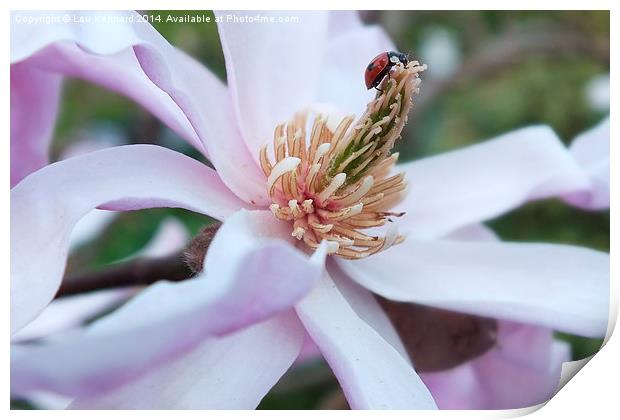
left=337, top=239, right=609, bottom=337
left=11, top=11, right=264, bottom=204
left=419, top=224, right=572, bottom=408
left=134, top=43, right=268, bottom=205
left=327, top=10, right=364, bottom=37
left=473, top=340, right=570, bottom=409
left=296, top=333, right=322, bottom=364
left=421, top=322, right=570, bottom=409
left=443, top=223, right=498, bottom=242
left=420, top=364, right=484, bottom=409
left=318, top=19, right=396, bottom=118
left=328, top=261, right=409, bottom=360
left=11, top=11, right=200, bottom=151
left=563, top=117, right=610, bottom=210
left=68, top=209, right=117, bottom=251
left=216, top=10, right=328, bottom=160
left=295, top=272, right=437, bottom=409
left=10, top=62, right=62, bottom=186
left=296, top=263, right=410, bottom=365
left=11, top=289, right=134, bottom=343
left=474, top=324, right=571, bottom=409
left=396, top=126, right=592, bottom=239
left=135, top=217, right=189, bottom=259
left=11, top=145, right=246, bottom=334
left=70, top=312, right=304, bottom=409
left=11, top=210, right=327, bottom=398
left=493, top=321, right=555, bottom=369
left=12, top=217, right=188, bottom=343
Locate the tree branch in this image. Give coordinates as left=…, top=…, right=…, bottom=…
left=56, top=252, right=193, bottom=298
left=55, top=223, right=221, bottom=298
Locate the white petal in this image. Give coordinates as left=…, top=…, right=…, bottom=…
left=11, top=10, right=266, bottom=203
left=327, top=261, right=409, bottom=360
left=12, top=210, right=327, bottom=398
left=295, top=272, right=437, bottom=409
left=70, top=312, right=305, bottom=409
left=563, top=117, right=610, bottom=210
left=68, top=209, right=117, bottom=251
left=337, top=239, right=609, bottom=337
left=136, top=218, right=189, bottom=259
left=11, top=289, right=133, bottom=343
left=396, top=126, right=591, bottom=239
left=14, top=218, right=188, bottom=343
left=10, top=63, right=62, bottom=186
left=11, top=145, right=246, bottom=334
left=319, top=21, right=395, bottom=117
left=421, top=322, right=571, bottom=409
left=216, top=10, right=329, bottom=160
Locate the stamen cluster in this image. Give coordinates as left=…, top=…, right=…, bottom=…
left=259, top=62, right=425, bottom=259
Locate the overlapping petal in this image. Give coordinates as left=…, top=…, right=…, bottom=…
left=327, top=261, right=409, bottom=360
left=216, top=10, right=328, bottom=160
left=67, top=209, right=117, bottom=251
left=408, top=225, right=574, bottom=408
left=318, top=16, right=396, bottom=118
left=395, top=126, right=592, bottom=239
left=327, top=10, right=365, bottom=37
left=11, top=10, right=265, bottom=204
left=13, top=217, right=188, bottom=343
left=11, top=11, right=200, bottom=160
left=10, top=62, right=62, bottom=186
left=337, top=239, right=609, bottom=337
left=13, top=42, right=197, bottom=148
left=421, top=322, right=571, bottom=409
left=11, top=289, right=134, bottom=343
left=563, top=117, right=610, bottom=210
left=295, top=272, right=437, bottom=409
left=70, top=312, right=305, bottom=409
left=11, top=210, right=327, bottom=398
left=133, top=42, right=268, bottom=205
left=11, top=144, right=246, bottom=334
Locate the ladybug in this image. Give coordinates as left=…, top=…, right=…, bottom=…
left=365, top=51, right=409, bottom=90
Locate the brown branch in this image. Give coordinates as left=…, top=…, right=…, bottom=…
left=55, top=223, right=221, bottom=298
left=377, top=297, right=498, bottom=372
left=56, top=252, right=192, bottom=298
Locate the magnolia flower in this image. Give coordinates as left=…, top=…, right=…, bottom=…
left=11, top=10, right=609, bottom=409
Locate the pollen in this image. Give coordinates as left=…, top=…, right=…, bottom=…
left=259, top=61, right=426, bottom=259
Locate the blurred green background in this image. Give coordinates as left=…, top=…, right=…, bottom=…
left=16, top=10, right=610, bottom=410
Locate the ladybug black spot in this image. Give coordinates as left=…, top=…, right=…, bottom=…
left=366, top=62, right=375, bottom=71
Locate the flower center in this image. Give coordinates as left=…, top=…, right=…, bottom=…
left=259, top=62, right=425, bottom=259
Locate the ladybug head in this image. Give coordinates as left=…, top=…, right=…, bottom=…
left=388, top=51, right=409, bottom=67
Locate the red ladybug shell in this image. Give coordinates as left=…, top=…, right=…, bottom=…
left=365, top=52, right=390, bottom=90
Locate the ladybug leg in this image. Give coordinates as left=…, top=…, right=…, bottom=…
left=374, top=74, right=390, bottom=93
left=376, top=70, right=395, bottom=92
